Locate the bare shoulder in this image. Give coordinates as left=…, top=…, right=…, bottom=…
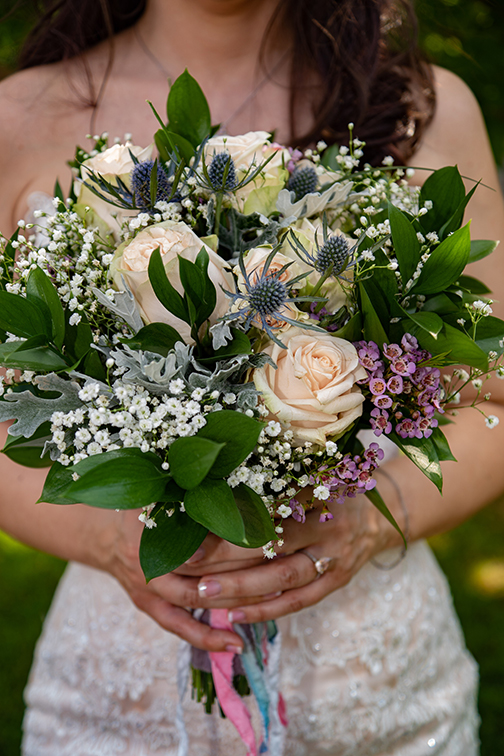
left=414, top=66, right=493, bottom=179
left=0, top=62, right=90, bottom=234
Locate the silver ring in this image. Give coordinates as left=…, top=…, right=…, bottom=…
left=298, top=549, right=334, bottom=578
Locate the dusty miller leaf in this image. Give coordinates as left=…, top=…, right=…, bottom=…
left=0, top=373, right=83, bottom=438
left=92, top=277, right=144, bottom=332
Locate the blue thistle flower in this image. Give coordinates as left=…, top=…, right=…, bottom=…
left=287, top=166, right=318, bottom=201
left=316, top=235, right=351, bottom=274
left=130, top=160, right=172, bottom=210
left=223, top=246, right=325, bottom=347
left=208, top=152, right=238, bottom=191
left=248, top=276, right=288, bottom=316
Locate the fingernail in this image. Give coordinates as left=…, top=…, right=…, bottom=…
left=185, top=547, right=205, bottom=564
left=228, top=610, right=247, bottom=623
left=225, top=644, right=243, bottom=654
left=263, top=591, right=282, bottom=600
left=198, top=579, right=221, bottom=598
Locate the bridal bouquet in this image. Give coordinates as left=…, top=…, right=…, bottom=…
left=1, top=72, right=503, bottom=754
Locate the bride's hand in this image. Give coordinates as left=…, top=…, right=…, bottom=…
left=178, top=495, right=400, bottom=621
left=103, top=509, right=252, bottom=653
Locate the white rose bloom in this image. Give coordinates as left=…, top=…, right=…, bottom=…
left=75, top=142, right=153, bottom=237
left=110, top=220, right=233, bottom=343
left=253, top=326, right=366, bottom=446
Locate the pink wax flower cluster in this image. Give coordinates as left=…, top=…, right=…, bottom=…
left=290, top=442, right=385, bottom=522
left=355, top=334, right=443, bottom=440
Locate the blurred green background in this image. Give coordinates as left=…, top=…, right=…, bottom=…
left=0, top=0, right=503, bottom=754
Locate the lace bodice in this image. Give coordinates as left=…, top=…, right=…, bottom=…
left=22, top=541, right=479, bottom=755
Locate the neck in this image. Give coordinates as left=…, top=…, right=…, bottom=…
left=136, top=0, right=286, bottom=82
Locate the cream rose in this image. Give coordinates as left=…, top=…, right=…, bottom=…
left=253, top=327, right=366, bottom=446
left=75, top=142, right=153, bottom=238
left=205, top=132, right=289, bottom=215
left=110, top=221, right=233, bottom=343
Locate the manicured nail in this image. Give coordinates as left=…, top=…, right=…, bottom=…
left=225, top=644, right=243, bottom=654
left=263, top=591, right=282, bottom=600
left=185, top=547, right=205, bottom=564
left=198, top=579, right=221, bottom=598
left=228, top=610, right=247, bottom=623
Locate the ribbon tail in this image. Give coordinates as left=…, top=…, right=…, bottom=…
left=176, top=639, right=191, bottom=756
left=264, top=629, right=287, bottom=755
left=209, top=609, right=257, bottom=756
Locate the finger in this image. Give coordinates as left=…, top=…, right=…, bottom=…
left=196, top=552, right=318, bottom=603
left=177, top=536, right=266, bottom=574
left=132, top=593, right=244, bottom=653
left=225, top=572, right=339, bottom=624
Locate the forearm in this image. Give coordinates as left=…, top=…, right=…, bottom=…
left=377, top=401, right=504, bottom=550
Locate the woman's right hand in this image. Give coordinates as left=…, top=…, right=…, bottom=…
left=96, top=508, right=253, bottom=652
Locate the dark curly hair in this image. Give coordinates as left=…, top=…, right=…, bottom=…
left=17, top=0, right=435, bottom=165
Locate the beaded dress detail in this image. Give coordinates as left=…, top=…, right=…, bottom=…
left=22, top=542, right=479, bottom=755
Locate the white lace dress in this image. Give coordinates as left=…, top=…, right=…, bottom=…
left=22, top=541, right=479, bottom=755
left=21, top=195, right=479, bottom=755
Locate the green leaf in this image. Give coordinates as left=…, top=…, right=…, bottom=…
left=169, top=436, right=225, bottom=489
left=184, top=478, right=246, bottom=544
left=0, top=291, right=49, bottom=340
left=61, top=451, right=169, bottom=508
left=457, top=275, right=491, bottom=295
left=121, top=322, right=185, bottom=356
left=468, top=239, right=498, bottom=264
left=473, top=316, right=504, bottom=355
left=440, top=182, right=478, bottom=238
left=163, top=130, right=196, bottom=164
left=365, top=487, right=407, bottom=548
left=411, top=223, right=471, bottom=295
left=197, top=410, right=263, bottom=478
left=178, top=255, right=207, bottom=324
left=388, top=203, right=421, bottom=285
left=212, top=329, right=252, bottom=359
left=64, top=311, right=94, bottom=362
left=26, top=266, right=66, bottom=348
left=403, top=309, right=443, bottom=338
left=408, top=321, right=488, bottom=370
left=430, top=427, right=457, bottom=463
left=160, top=479, right=185, bottom=502
left=0, top=338, right=67, bottom=371
left=150, top=157, right=159, bottom=207
left=359, top=282, right=389, bottom=346
left=154, top=129, right=172, bottom=164
left=2, top=421, right=52, bottom=468
left=40, top=461, right=80, bottom=505
left=147, top=247, right=190, bottom=323
left=167, top=70, right=211, bottom=148
left=233, top=484, right=276, bottom=547
left=419, top=166, right=465, bottom=235
left=334, top=311, right=362, bottom=341
left=140, top=504, right=208, bottom=580
left=389, top=432, right=443, bottom=492
left=422, top=293, right=460, bottom=315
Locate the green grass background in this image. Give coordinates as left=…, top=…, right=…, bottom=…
left=1, top=0, right=504, bottom=753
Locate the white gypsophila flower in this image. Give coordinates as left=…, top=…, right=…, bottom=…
left=276, top=504, right=292, bottom=518
left=78, top=383, right=100, bottom=401
left=270, top=478, right=287, bottom=492
left=138, top=512, right=157, bottom=529
left=169, top=379, right=185, bottom=395
left=313, top=485, right=331, bottom=501
left=496, top=367, right=504, bottom=379
left=472, top=379, right=483, bottom=390
left=485, top=415, right=499, bottom=429
left=265, top=421, right=281, bottom=437
left=191, top=388, right=206, bottom=401
left=454, top=369, right=470, bottom=382
left=325, top=441, right=338, bottom=455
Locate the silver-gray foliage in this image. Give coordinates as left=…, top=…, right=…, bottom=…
left=92, top=277, right=144, bottom=333
left=0, top=373, right=83, bottom=438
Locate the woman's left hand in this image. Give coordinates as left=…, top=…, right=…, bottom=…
left=176, top=494, right=397, bottom=622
